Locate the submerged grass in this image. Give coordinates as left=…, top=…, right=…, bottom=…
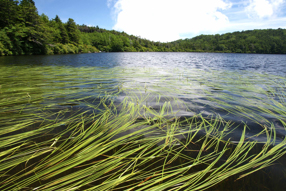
left=0, top=65, right=286, bottom=190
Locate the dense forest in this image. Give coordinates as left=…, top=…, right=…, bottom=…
left=1, top=0, right=286, bottom=56
left=171, top=29, right=286, bottom=54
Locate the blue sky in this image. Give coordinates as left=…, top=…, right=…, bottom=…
left=34, top=0, right=286, bottom=42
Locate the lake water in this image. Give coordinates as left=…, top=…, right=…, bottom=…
left=1, top=52, right=286, bottom=190
left=1, top=52, right=286, bottom=136
left=1, top=52, right=286, bottom=75
left=1, top=52, right=286, bottom=135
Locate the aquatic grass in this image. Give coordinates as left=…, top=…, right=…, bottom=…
left=2, top=105, right=285, bottom=190
left=1, top=65, right=286, bottom=190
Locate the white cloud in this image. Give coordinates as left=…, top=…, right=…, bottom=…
left=110, top=0, right=232, bottom=42
left=245, top=0, right=284, bottom=18
left=108, top=0, right=286, bottom=42
left=107, top=0, right=115, bottom=8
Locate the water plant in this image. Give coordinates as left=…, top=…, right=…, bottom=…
left=0, top=65, right=286, bottom=190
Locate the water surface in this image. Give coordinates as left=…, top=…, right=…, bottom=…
left=1, top=52, right=286, bottom=138
left=1, top=52, right=286, bottom=190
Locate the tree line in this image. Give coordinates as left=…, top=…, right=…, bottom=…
left=1, top=0, right=286, bottom=56
left=0, top=0, right=98, bottom=56
left=170, top=29, right=286, bottom=54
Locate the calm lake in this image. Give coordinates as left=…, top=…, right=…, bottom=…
left=1, top=52, right=286, bottom=190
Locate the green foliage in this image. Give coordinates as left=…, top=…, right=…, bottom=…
left=4, top=24, right=28, bottom=55
left=66, top=18, right=80, bottom=45
left=0, top=29, right=12, bottom=53
left=19, top=0, right=39, bottom=27
left=171, top=29, right=286, bottom=54
left=44, top=44, right=54, bottom=55
left=0, top=41, right=10, bottom=55
left=0, top=1, right=97, bottom=56
left=78, top=44, right=99, bottom=53
left=0, top=0, right=20, bottom=28
left=51, top=43, right=98, bottom=54
left=40, top=13, right=49, bottom=23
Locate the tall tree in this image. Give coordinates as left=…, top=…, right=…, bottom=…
left=66, top=18, right=80, bottom=44
left=54, top=15, right=69, bottom=44
left=19, top=0, right=39, bottom=26
left=0, top=0, right=19, bottom=28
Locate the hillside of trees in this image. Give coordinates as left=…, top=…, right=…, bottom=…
left=170, top=29, right=286, bottom=54
left=0, top=0, right=98, bottom=56
left=1, top=0, right=286, bottom=56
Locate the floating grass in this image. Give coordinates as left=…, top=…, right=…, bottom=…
left=0, top=65, right=286, bottom=190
